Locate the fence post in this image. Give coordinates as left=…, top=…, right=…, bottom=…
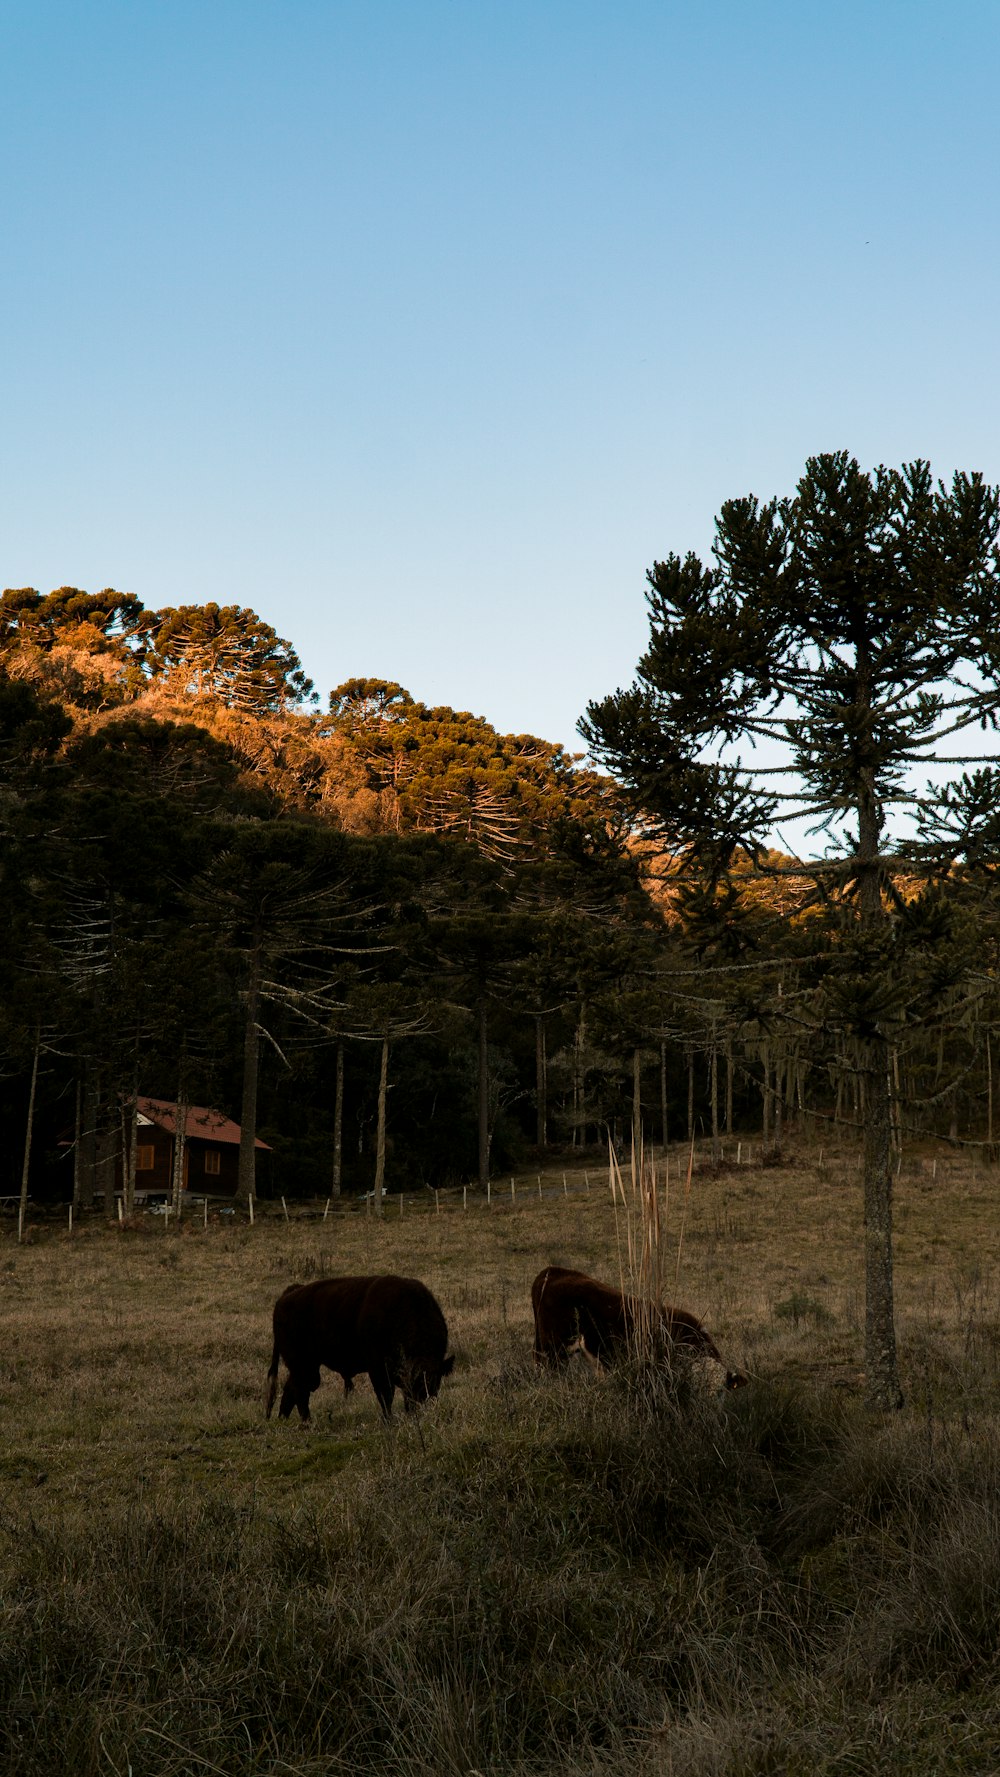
left=399, top=1193, right=404, bottom=1218
left=510, top=1177, right=515, bottom=1202
left=281, top=1195, right=289, bottom=1221
left=68, top=1204, right=73, bottom=1235
left=537, top=1175, right=542, bottom=1199
left=486, top=1179, right=491, bottom=1205
left=203, top=1197, right=208, bottom=1229
left=435, top=1189, right=440, bottom=1214
left=562, top=1173, right=568, bottom=1196
left=323, top=1198, right=331, bottom=1221
left=248, top=1196, right=254, bottom=1226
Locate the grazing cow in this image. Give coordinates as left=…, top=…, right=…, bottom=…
left=531, top=1265, right=747, bottom=1390
left=265, top=1274, right=454, bottom=1422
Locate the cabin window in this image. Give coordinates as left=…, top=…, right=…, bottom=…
left=204, top=1149, right=221, bottom=1176
left=136, top=1145, right=155, bottom=1172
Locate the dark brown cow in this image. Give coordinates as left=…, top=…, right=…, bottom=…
left=265, top=1274, right=454, bottom=1422
left=531, top=1265, right=747, bottom=1390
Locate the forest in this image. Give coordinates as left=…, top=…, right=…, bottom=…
left=4, top=457, right=1000, bottom=1246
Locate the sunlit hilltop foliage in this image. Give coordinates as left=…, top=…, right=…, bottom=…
left=0, top=582, right=662, bottom=1206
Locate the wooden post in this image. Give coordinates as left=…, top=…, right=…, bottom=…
left=248, top=1195, right=254, bottom=1226
left=203, top=1197, right=208, bottom=1229
left=68, top=1204, right=73, bottom=1234
left=323, top=1198, right=331, bottom=1221
left=510, top=1177, right=515, bottom=1201
left=399, top=1193, right=404, bottom=1218
left=463, top=1186, right=467, bottom=1211
left=281, top=1195, right=289, bottom=1221
left=435, top=1189, right=440, bottom=1214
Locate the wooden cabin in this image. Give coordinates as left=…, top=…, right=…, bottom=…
left=122, top=1098, right=271, bottom=1200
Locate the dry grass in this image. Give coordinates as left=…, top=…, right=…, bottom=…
left=2, top=1134, right=1000, bottom=1773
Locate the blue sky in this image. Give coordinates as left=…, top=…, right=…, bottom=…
left=3, top=2, right=999, bottom=754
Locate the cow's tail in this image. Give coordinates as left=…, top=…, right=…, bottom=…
left=264, top=1338, right=281, bottom=1418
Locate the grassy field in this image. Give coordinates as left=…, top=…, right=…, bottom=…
left=3, top=1137, right=1000, bottom=1774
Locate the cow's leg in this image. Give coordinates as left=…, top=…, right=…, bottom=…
left=566, top=1333, right=603, bottom=1374
left=369, top=1363, right=396, bottom=1419
left=279, top=1371, right=314, bottom=1422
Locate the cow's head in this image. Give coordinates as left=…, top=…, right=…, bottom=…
left=402, top=1352, right=455, bottom=1407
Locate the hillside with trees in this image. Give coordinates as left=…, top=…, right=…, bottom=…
left=5, top=463, right=1000, bottom=1295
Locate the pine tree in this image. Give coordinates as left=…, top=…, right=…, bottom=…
left=583, top=452, right=1000, bottom=1410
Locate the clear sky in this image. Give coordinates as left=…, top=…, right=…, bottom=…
left=3, top=1, right=999, bottom=755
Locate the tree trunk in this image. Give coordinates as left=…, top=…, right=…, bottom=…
left=632, top=1046, right=642, bottom=1165
left=858, top=740, right=903, bottom=1410
left=236, top=953, right=261, bottom=1205
left=122, top=1050, right=139, bottom=1218
left=988, top=1029, right=993, bottom=1150
left=18, top=1024, right=40, bottom=1243
left=863, top=1044, right=902, bottom=1408
left=98, top=1098, right=116, bottom=1220
left=332, top=1040, right=344, bottom=1197
left=660, top=1040, right=668, bottom=1151
left=710, top=1035, right=719, bottom=1167
left=725, top=1039, right=733, bottom=1137
left=579, top=1008, right=587, bottom=1147
left=687, top=1051, right=695, bottom=1142
left=76, top=1067, right=97, bottom=1209
left=535, top=1016, right=547, bottom=1148
left=171, top=1094, right=188, bottom=1217
left=773, top=1056, right=783, bottom=1153
left=478, top=997, right=489, bottom=1190
left=72, top=1078, right=83, bottom=1208
left=374, top=1035, right=389, bottom=1211
left=762, top=1049, right=771, bottom=1148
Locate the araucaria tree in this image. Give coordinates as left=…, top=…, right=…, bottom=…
left=583, top=452, right=1000, bottom=1411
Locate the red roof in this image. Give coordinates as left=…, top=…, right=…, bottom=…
left=136, top=1098, right=271, bottom=1150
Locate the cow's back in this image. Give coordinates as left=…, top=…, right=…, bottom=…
left=355, top=1275, right=450, bottom=1370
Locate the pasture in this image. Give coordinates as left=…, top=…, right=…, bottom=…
left=3, top=1140, right=1000, bottom=1775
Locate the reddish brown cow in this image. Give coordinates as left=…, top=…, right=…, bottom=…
left=265, top=1274, right=454, bottom=1422
left=531, top=1266, right=747, bottom=1390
